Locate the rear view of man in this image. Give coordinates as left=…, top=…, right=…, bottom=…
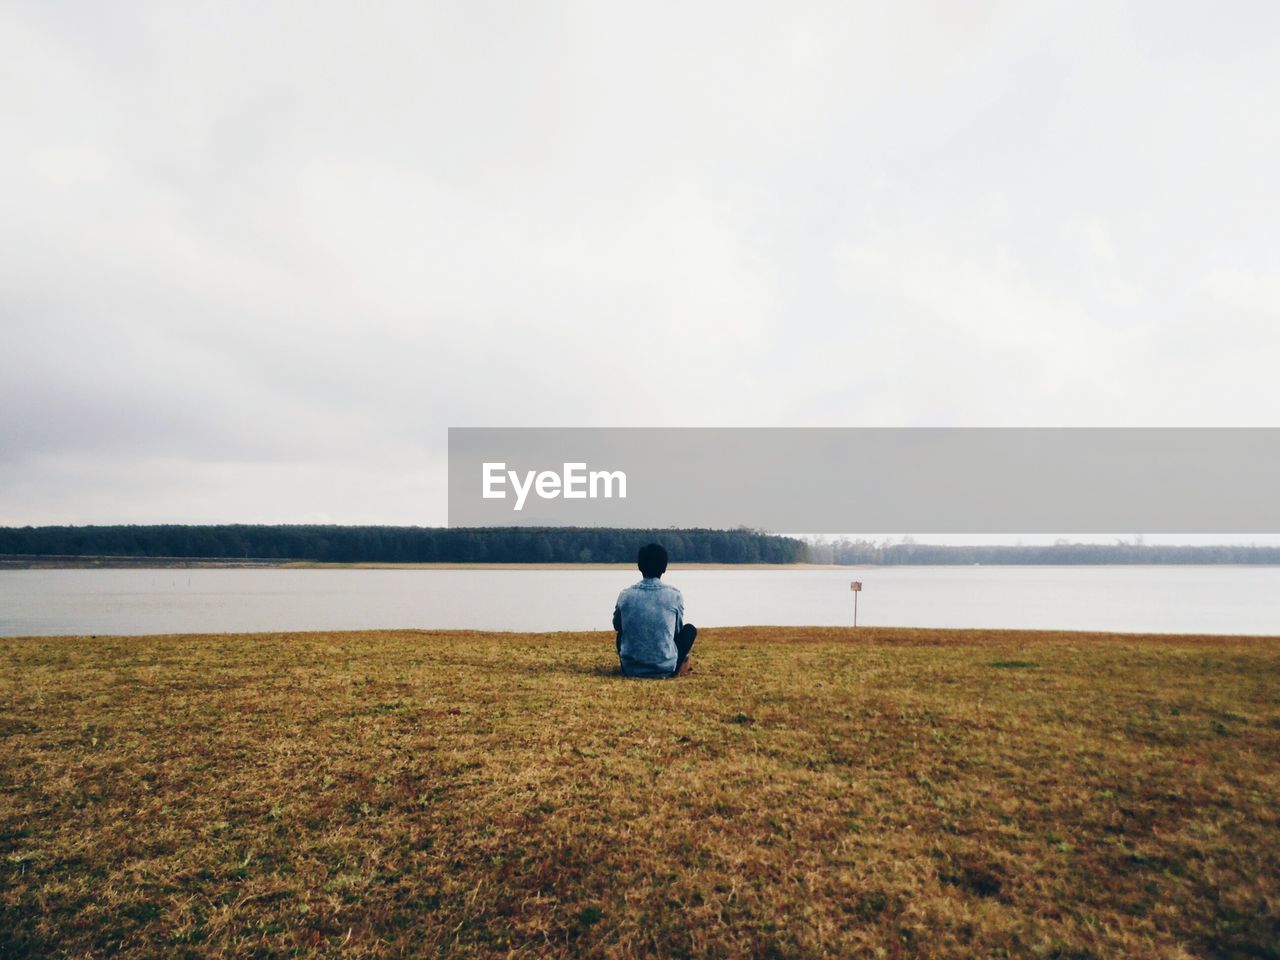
left=612, top=543, right=697, bottom=678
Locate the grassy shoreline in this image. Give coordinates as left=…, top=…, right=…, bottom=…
left=3, top=626, right=1278, bottom=958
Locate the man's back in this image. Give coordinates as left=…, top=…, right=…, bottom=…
left=614, top=577, right=684, bottom=677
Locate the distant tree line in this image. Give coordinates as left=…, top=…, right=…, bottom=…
left=3, top=526, right=1277, bottom=565
left=807, top=537, right=1280, bottom=565
left=0, top=525, right=807, bottom=564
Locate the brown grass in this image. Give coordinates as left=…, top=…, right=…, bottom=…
left=2, top=627, right=1278, bottom=958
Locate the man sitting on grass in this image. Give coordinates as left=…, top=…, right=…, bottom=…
left=612, top=542, right=697, bottom=678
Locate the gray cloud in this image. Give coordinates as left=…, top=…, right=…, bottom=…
left=3, top=1, right=1279, bottom=525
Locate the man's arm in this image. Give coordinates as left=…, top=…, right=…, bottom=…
left=612, top=605, right=621, bottom=633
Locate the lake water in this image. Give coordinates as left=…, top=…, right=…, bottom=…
left=1, top=566, right=1277, bottom=637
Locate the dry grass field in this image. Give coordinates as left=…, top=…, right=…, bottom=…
left=2, top=627, right=1278, bottom=959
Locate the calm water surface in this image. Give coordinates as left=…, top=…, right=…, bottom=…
left=1, top=566, right=1277, bottom=637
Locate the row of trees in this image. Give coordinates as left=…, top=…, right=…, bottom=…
left=3, top=526, right=1276, bottom=565
left=808, top=537, right=1280, bottom=565
left=0, top=525, right=808, bottom=565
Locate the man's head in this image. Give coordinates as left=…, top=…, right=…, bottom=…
left=637, top=542, right=668, bottom=579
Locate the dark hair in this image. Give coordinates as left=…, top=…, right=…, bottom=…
left=637, top=542, right=668, bottom=578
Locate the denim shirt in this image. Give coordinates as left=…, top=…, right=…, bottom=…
left=613, top=578, right=684, bottom=678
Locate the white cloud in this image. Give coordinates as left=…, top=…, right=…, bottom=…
left=2, top=0, right=1279, bottom=523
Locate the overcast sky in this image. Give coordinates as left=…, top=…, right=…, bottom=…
left=3, top=1, right=1279, bottom=532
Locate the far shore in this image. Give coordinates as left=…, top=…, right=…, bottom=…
left=278, top=561, right=853, bottom=570
left=0, top=557, right=849, bottom=571
left=4, top=556, right=1280, bottom=570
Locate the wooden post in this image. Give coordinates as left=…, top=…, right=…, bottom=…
left=850, top=581, right=862, bottom=627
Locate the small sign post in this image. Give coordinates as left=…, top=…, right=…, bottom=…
left=849, top=580, right=862, bottom=627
